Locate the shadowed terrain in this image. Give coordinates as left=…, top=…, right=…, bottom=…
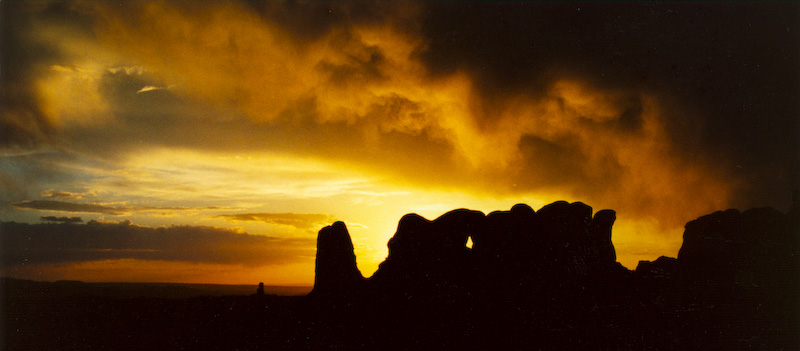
left=4, top=200, right=798, bottom=350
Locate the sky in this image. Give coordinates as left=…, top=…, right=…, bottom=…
left=1, top=1, right=798, bottom=285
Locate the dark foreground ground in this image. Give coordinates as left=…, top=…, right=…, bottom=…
left=3, top=276, right=798, bottom=351
left=2, top=279, right=309, bottom=351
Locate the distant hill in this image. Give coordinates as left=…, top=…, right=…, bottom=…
left=1, top=278, right=311, bottom=298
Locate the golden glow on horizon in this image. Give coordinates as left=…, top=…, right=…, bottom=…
left=96, top=148, right=566, bottom=279
left=119, top=147, right=687, bottom=272
left=3, top=144, right=686, bottom=282
left=3, top=259, right=315, bottom=286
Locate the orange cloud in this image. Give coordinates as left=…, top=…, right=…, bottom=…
left=86, top=1, right=736, bottom=230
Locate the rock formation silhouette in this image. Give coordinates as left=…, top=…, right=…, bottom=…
left=308, top=221, right=365, bottom=297
left=304, top=200, right=799, bottom=350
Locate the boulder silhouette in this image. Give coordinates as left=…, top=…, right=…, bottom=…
left=474, top=203, right=535, bottom=275
left=635, top=255, right=680, bottom=298
left=370, top=209, right=485, bottom=301
left=671, top=205, right=799, bottom=349
left=589, top=209, right=617, bottom=266
left=636, top=256, right=678, bottom=280
left=677, top=207, right=797, bottom=292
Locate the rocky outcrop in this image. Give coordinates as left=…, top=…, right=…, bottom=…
left=369, top=209, right=485, bottom=303
left=636, top=256, right=678, bottom=280
left=305, top=199, right=799, bottom=350
left=310, top=201, right=797, bottom=301
left=311, top=202, right=625, bottom=300
left=309, top=221, right=364, bottom=297
left=589, top=209, right=618, bottom=266
left=677, top=207, right=797, bottom=291
left=473, top=203, right=534, bottom=279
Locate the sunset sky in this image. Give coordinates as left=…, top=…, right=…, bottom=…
left=2, top=1, right=798, bottom=285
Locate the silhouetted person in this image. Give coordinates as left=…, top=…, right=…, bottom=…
left=256, top=282, right=264, bottom=296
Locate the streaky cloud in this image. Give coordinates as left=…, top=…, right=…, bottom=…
left=218, top=212, right=335, bottom=230
left=41, top=189, right=95, bottom=200
left=40, top=216, right=83, bottom=223
left=13, top=200, right=126, bottom=215
left=0, top=220, right=316, bottom=267
left=12, top=199, right=223, bottom=216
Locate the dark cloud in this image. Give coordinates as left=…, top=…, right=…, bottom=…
left=418, top=2, right=800, bottom=209
left=41, top=189, right=93, bottom=200
left=0, top=2, right=97, bottom=149
left=0, top=2, right=54, bottom=148
left=218, top=213, right=334, bottom=230
left=40, top=216, right=82, bottom=223
left=0, top=220, right=315, bottom=267
left=12, top=200, right=220, bottom=216
left=13, top=200, right=125, bottom=215
left=245, top=1, right=422, bottom=45
left=613, top=97, right=644, bottom=132
left=317, top=41, right=387, bottom=87
left=517, top=135, right=591, bottom=188
left=0, top=152, right=87, bottom=204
